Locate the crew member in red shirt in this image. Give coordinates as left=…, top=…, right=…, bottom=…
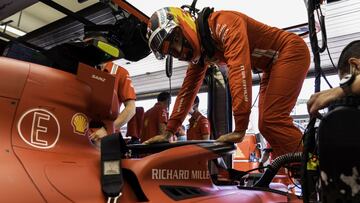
left=144, top=7, right=310, bottom=158
left=126, top=106, right=144, bottom=144
left=89, top=62, right=136, bottom=141
left=187, top=96, right=210, bottom=140
left=141, top=92, right=171, bottom=143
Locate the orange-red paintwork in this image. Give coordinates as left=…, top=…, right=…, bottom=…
left=233, top=134, right=294, bottom=187
left=0, top=56, right=302, bottom=202
left=0, top=57, right=104, bottom=202
left=233, top=134, right=261, bottom=172
left=119, top=144, right=297, bottom=203
left=0, top=1, right=304, bottom=202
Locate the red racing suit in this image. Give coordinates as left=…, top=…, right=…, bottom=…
left=166, top=11, right=310, bottom=157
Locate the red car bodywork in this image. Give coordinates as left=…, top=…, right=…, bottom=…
left=0, top=56, right=301, bottom=202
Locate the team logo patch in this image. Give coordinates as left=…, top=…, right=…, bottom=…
left=17, top=108, right=60, bottom=149
left=71, top=113, right=88, bottom=135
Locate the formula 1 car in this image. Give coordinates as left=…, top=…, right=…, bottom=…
left=0, top=54, right=302, bottom=202
left=2, top=1, right=358, bottom=203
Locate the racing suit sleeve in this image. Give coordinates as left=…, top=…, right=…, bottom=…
left=210, top=12, right=252, bottom=132
left=166, top=63, right=208, bottom=134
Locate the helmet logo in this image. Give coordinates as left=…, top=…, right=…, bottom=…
left=168, top=7, right=196, bottom=32
left=167, top=13, right=174, bottom=21
left=159, top=9, right=167, bottom=25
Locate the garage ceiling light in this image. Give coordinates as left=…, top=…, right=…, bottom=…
left=0, top=25, right=26, bottom=37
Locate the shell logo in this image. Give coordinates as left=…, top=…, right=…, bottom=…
left=71, top=113, right=88, bottom=135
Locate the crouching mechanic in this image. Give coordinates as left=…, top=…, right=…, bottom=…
left=144, top=7, right=310, bottom=158
left=307, top=40, right=360, bottom=117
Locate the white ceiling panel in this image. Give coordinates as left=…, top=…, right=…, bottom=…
left=127, top=0, right=308, bottom=28
left=114, top=54, right=188, bottom=77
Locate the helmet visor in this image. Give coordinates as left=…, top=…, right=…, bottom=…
left=149, top=28, right=173, bottom=60
left=149, top=26, right=192, bottom=61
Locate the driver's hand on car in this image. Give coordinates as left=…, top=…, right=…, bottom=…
left=89, top=127, right=108, bottom=142
left=143, top=131, right=173, bottom=144
left=216, top=131, right=246, bottom=143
